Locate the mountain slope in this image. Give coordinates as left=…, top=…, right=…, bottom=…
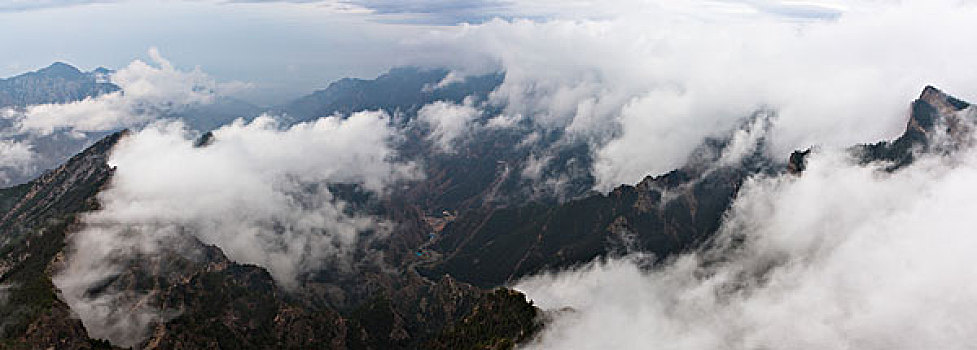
left=0, top=130, right=539, bottom=349
left=422, top=128, right=777, bottom=287
left=0, top=131, right=122, bottom=349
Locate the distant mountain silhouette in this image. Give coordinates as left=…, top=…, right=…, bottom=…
left=278, top=67, right=503, bottom=123
left=0, top=62, right=119, bottom=108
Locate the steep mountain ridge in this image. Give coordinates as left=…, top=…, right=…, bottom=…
left=0, top=131, right=122, bottom=349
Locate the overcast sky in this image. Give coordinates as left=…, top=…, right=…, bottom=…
left=0, top=0, right=848, bottom=105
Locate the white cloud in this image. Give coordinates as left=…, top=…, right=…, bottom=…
left=54, top=111, right=417, bottom=346
left=516, top=109, right=977, bottom=349
left=408, top=0, right=977, bottom=190
left=417, top=98, right=480, bottom=152
left=0, top=0, right=114, bottom=12
left=485, top=113, right=522, bottom=129
left=520, top=152, right=551, bottom=180
left=717, top=111, right=773, bottom=166
left=0, top=139, right=35, bottom=183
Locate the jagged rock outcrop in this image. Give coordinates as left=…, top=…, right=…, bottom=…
left=787, top=149, right=811, bottom=174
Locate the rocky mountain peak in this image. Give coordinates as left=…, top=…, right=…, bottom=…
left=907, top=85, right=973, bottom=145
left=35, top=62, right=85, bottom=79
left=919, top=85, right=970, bottom=117
left=847, top=86, right=975, bottom=170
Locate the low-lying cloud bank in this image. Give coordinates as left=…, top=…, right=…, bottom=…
left=54, top=111, right=416, bottom=346
left=516, top=108, right=977, bottom=349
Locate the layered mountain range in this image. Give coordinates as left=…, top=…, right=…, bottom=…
left=0, top=62, right=970, bottom=348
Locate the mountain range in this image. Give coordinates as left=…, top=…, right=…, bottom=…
left=0, top=61, right=970, bottom=348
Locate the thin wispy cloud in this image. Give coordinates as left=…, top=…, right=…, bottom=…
left=0, top=0, right=115, bottom=12
left=228, top=0, right=512, bottom=24
left=724, top=0, right=846, bottom=20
